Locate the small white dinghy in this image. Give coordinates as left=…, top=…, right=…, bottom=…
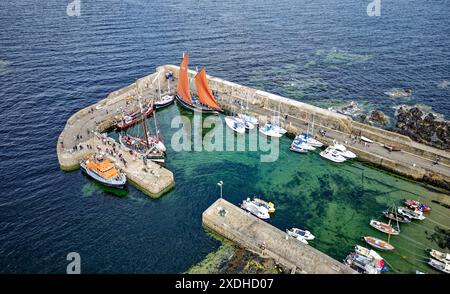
left=320, top=147, right=347, bottom=163
left=427, top=258, right=450, bottom=274
left=259, top=123, right=283, bottom=138
left=225, top=116, right=245, bottom=134
left=240, top=198, right=270, bottom=221
left=332, top=143, right=357, bottom=159
left=429, top=249, right=450, bottom=264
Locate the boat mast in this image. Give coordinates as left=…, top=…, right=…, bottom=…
left=138, top=95, right=150, bottom=146
left=158, top=73, right=162, bottom=100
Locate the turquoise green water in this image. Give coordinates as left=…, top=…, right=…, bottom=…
left=116, top=104, right=450, bottom=274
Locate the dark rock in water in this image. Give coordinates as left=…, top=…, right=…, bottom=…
left=395, top=106, right=449, bottom=150
left=369, top=110, right=389, bottom=126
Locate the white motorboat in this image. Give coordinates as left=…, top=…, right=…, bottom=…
left=320, top=147, right=347, bottom=163
left=292, top=138, right=316, bottom=151
left=332, top=144, right=357, bottom=159
left=427, top=258, right=450, bottom=274
left=235, top=117, right=255, bottom=130
left=397, top=206, right=426, bottom=220
left=154, top=94, right=175, bottom=109
left=296, top=133, right=324, bottom=147
left=259, top=123, right=283, bottom=138
left=238, top=113, right=259, bottom=125
left=429, top=249, right=450, bottom=264
left=287, top=227, right=315, bottom=241
left=240, top=198, right=270, bottom=221
left=225, top=116, right=246, bottom=134
left=290, top=143, right=309, bottom=153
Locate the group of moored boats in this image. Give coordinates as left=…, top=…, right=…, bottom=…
left=344, top=198, right=443, bottom=274
left=240, top=197, right=315, bottom=245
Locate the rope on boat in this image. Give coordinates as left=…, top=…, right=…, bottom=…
left=396, top=234, right=429, bottom=250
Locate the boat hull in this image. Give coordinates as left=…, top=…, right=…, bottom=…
left=175, top=94, right=221, bottom=114
left=363, top=236, right=395, bottom=251
left=155, top=95, right=175, bottom=109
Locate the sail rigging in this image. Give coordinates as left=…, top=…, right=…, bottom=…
left=194, top=68, right=221, bottom=110
left=176, top=53, right=192, bottom=104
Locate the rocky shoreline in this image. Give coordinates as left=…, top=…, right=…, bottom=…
left=394, top=106, right=449, bottom=151
left=185, top=236, right=287, bottom=274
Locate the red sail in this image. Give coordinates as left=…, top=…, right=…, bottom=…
left=194, top=68, right=221, bottom=110
left=177, top=53, right=192, bottom=103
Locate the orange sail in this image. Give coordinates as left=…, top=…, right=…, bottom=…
left=177, top=53, right=192, bottom=103
left=194, top=68, right=221, bottom=110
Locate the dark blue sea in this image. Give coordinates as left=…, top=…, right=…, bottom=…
left=0, top=0, right=449, bottom=273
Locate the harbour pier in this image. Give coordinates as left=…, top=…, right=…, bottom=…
left=203, top=198, right=357, bottom=274
left=56, top=70, right=175, bottom=198
left=57, top=63, right=450, bottom=195
left=162, top=64, right=449, bottom=191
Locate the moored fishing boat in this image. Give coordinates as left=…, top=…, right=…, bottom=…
left=119, top=134, right=166, bottom=163
left=331, top=143, right=357, bottom=159
left=252, top=197, right=275, bottom=213
left=114, top=101, right=153, bottom=130
left=286, top=228, right=314, bottom=245
left=403, top=199, right=432, bottom=212
left=80, top=154, right=127, bottom=189
left=175, top=53, right=222, bottom=114
left=363, top=236, right=395, bottom=251
left=369, top=219, right=400, bottom=235
left=397, top=206, right=426, bottom=220
left=382, top=209, right=411, bottom=223
left=290, top=142, right=309, bottom=153
left=344, top=252, right=381, bottom=274
left=427, top=258, right=450, bottom=274
left=240, top=198, right=270, bottom=221
left=320, top=147, right=347, bottom=163
left=287, top=228, right=315, bottom=240
left=429, top=249, right=450, bottom=264
left=225, top=116, right=246, bottom=134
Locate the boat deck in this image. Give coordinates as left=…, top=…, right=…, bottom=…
left=202, top=198, right=357, bottom=274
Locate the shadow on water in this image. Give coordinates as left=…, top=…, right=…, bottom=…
left=81, top=173, right=129, bottom=198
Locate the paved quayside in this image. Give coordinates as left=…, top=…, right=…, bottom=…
left=203, top=198, right=357, bottom=274
left=56, top=70, right=174, bottom=198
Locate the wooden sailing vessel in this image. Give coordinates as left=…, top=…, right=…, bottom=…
left=175, top=53, right=222, bottom=114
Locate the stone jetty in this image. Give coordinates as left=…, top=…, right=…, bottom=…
left=203, top=198, right=357, bottom=274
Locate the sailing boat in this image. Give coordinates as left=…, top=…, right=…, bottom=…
left=365, top=204, right=399, bottom=251
left=296, top=114, right=324, bottom=147
left=175, top=53, right=222, bottom=114
left=114, top=98, right=154, bottom=130
left=119, top=97, right=166, bottom=164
